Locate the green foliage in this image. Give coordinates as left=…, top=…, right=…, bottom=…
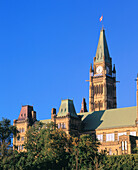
left=69, top=134, right=101, bottom=169
left=102, top=154, right=138, bottom=170
left=23, top=121, right=69, bottom=169
left=0, top=119, right=138, bottom=170
left=0, top=118, right=19, bottom=169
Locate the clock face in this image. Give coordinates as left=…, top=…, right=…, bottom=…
left=96, top=66, right=103, bottom=74
left=106, top=66, right=110, bottom=74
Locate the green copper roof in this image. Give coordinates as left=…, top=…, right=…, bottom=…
left=57, top=99, right=78, bottom=118
left=78, top=106, right=137, bottom=131
left=95, top=29, right=110, bottom=63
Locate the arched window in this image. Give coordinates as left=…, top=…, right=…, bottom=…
left=98, top=85, right=100, bottom=94
left=22, top=128, right=25, bottom=132
left=95, top=102, right=97, bottom=108
left=96, top=85, right=98, bottom=95
left=101, top=84, right=103, bottom=94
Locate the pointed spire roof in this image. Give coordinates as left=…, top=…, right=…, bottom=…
left=95, top=28, right=110, bottom=63
left=113, top=64, right=116, bottom=73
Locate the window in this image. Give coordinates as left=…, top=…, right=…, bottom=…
left=125, top=141, right=127, bottom=150
left=130, top=131, right=136, bottom=136
left=18, top=145, right=20, bottom=150
left=24, top=114, right=26, bottom=117
left=22, top=128, right=25, bottom=132
left=106, top=133, right=114, bottom=141
left=122, top=141, right=124, bottom=151
left=109, top=149, right=112, bottom=155
left=118, top=132, right=126, bottom=140
left=101, top=84, right=103, bottom=94
left=97, top=134, right=103, bottom=142
left=61, top=109, right=63, bottom=112
left=58, top=123, right=60, bottom=129
left=61, top=123, right=64, bottom=128
left=22, top=145, right=24, bottom=150
left=63, top=123, right=66, bottom=129
left=121, top=141, right=127, bottom=151
left=21, top=137, right=24, bottom=141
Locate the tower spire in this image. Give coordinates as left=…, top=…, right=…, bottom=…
left=95, top=29, right=110, bottom=64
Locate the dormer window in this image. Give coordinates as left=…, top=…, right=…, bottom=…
left=64, top=108, right=66, bottom=112
left=21, top=114, right=23, bottom=117
left=61, top=109, right=63, bottom=112
left=24, top=114, right=26, bottom=117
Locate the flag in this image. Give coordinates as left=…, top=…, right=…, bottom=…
left=99, top=16, right=103, bottom=22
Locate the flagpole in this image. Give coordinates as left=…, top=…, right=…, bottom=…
left=102, top=15, right=103, bottom=29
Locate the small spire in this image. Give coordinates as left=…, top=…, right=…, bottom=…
left=113, top=64, right=116, bottom=73
left=80, top=98, right=88, bottom=113
left=90, top=63, right=92, bottom=73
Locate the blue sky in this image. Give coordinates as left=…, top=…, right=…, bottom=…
left=0, top=0, right=138, bottom=122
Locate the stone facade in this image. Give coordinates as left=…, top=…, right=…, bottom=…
left=13, top=105, right=36, bottom=151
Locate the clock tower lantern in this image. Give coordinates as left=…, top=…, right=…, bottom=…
left=89, top=28, right=117, bottom=112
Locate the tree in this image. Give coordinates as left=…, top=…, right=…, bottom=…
left=0, top=118, right=18, bottom=158
left=69, top=134, right=101, bottom=170
left=24, top=121, right=69, bottom=169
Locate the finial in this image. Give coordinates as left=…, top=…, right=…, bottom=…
left=113, top=64, right=116, bottom=73
left=90, top=63, right=92, bottom=73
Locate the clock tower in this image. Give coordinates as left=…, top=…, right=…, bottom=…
left=89, top=28, right=117, bottom=112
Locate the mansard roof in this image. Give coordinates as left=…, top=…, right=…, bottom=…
left=78, top=106, right=137, bottom=131
left=57, top=99, right=78, bottom=118
left=18, top=105, right=34, bottom=120
left=95, top=28, right=111, bottom=63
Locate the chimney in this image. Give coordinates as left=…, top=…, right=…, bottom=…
left=51, top=108, right=56, bottom=115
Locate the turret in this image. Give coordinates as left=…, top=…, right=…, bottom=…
left=112, top=64, right=116, bottom=77
left=80, top=98, right=88, bottom=113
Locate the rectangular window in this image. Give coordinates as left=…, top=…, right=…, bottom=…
left=61, top=123, right=64, bottom=128
left=58, top=123, right=60, bottom=129
left=97, top=134, right=103, bottom=142
left=63, top=123, right=66, bottom=129
left=106, top=133, right=114, bottom=141
left=122, top=141, right=124, bottom=151
left=21, top=137, right=24, bottom=141
left=22, top=128, right=25, bottom=132
left=118, top=132, right=126, bottom=140
left=125, top=141, right=127, bottom=150
left=130, top=131, right=136, bottom=136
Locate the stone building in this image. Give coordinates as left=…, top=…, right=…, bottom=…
left=13, top=28, right=138, bottom=155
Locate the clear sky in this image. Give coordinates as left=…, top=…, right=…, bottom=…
left=0, top=0, right=138, bottom=122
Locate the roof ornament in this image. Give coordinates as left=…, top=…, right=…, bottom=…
left=99, top=15, right=104, bottom=30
